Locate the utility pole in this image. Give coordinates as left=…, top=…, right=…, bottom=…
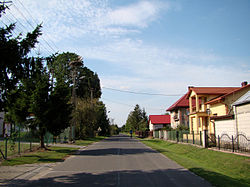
left=69, top=56, right=83, bottom=143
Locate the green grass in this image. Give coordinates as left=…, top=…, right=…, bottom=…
left=0, top=141, right=39, bottom=159
left=141, top=139, right=250, bottom=187
left=75, top=136, right=107, bottom=146
left=0, top=146, right=78, bottom=166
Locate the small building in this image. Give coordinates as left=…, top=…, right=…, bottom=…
left=166, top=93, right=192, bottom=129
left=149, top=115, right=171, bottom=131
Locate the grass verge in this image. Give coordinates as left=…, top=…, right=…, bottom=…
left=140, top=139, right=250, bottom=187
left=0, top=146, right=78, bottom=166
left=75, top=136, right=107, bottom=146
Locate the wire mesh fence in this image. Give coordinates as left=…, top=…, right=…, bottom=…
left=0, top=127, right=73, bottom=160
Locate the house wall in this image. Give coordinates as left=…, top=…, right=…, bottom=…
left=170, top=111, right=178, bottom=129
left=225, top=87, right=250, bottom=115
left=209, top=103, right=227, bottom=116
left=214, top=119, right=236, bottom=137
left=170, top=108, right=189, bottom=129
left=235, top=103, right=250, bottom=138
left=149, top=120, right=153, bottom=131
left=149, top=120, right=164, bottom=131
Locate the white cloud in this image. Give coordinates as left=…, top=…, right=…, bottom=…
left=80, top=38, right=250, bottom=93
left=7, top=0, right=166, bottom=43
left=107, top=1, right=163, bottom=28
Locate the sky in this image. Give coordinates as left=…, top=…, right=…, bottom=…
left=1, top=0, right=250, bottom=126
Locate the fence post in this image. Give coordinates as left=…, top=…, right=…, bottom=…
left=192, top=131, right=194, bottom=144
left=218, top=135, right=220, bottom=150
left=5, top=137, right=7, bottom=159
left=176, top=131, right=179, bottom=143
left=202, top=130, right=208, bottom=148
left=232, top=135, right=234, bottom=152
left=186, top=134, right=188, bottom=143
left=18, top=126, right=21, bottom=155
left=200, top=131, right=202, bottom=145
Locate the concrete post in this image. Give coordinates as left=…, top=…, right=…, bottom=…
left=202, top=130, right=208, bottom=148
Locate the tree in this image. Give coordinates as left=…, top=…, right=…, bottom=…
left=74, top=99, right=110, bottom=139
left=0, top=4, right=42, bottom=111
left=48, top=52, right=102, bottom=100
left=125, top=104, right=149, bottom=132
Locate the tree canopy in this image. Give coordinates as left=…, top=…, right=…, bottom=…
left=125, top=104, right=148, bottom=132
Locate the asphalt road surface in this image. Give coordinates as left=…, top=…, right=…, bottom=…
left=24, top=134, right=211, bottom=186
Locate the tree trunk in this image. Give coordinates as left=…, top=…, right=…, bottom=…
left=40, top=131, right=46, bottom=149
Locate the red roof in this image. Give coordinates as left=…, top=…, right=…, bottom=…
left=167, top=93, right=190, bottom=111
left=206, top=84, right=250, bottom=104
left=186, top=87, right=240, bottom=98
left=149, top=115, right=171, bottom=124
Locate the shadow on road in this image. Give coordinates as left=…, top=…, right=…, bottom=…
left=78, top=148, right=157, bottom=156
left=5, top=168, right=218, bottom=187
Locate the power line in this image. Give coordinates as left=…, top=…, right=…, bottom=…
left=11, top=3, right=57, bottom=54
left=15, top=0, right=59, bottom=52
left=102, top=98, right=166, bottom=111
left=102, top=87, right=183, bottom=97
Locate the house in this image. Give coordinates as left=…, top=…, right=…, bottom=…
left=209, top=88, right=250, bottom=138
left=233, top=91, right=250, bottom=138
left=187, top=82, right=249, bottom=137
left=149, top=115, right=171, bottom=131
left=166, top=93, right=194, bottom=129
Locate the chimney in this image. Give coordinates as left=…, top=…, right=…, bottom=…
left=241, top=81, right=248, bottom=87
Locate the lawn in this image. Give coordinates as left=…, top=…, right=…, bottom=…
left=0, top=146, right=78, bottom=166
left=0, top=136, right=107, bottom=166
left=140, top=139, right=250, bottom=187
left=0, top=141, right=40, bottom=159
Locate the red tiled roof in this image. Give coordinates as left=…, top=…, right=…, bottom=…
left=206, top=84, right=250, bottom=104
left=186, top=87, right=240, bottom=98
left=166, top=93, right=189, bottom=111
left=149, top=115, right=171, bottom=124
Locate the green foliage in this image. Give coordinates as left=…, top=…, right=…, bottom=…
left=48, top=52, right=102, bottom=100
left=109, top=124, right=119, bottom=135
left=176, top=125, right=189, bottom=131
left=0, top=6, right=42, bottom=111
left=74, top=99, right=110, bottom=139
left=0, top=146, right=78, bottom=166
left=125, top=104, right=148, bottom=132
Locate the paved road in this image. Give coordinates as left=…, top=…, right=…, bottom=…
left=11, top=134, right=211, bottom=186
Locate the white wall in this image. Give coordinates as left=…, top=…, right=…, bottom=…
left=235, top=103, right=250, bottom=138
left=215, top=119, right=236, bottom=137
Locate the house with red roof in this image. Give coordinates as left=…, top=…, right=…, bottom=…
left=166, top=93, right=192, bottom=129
left=207, top=83, right=250, bottom=138
left=149, top=115, right=171, bottom=131
left=187, top=82, right=250, bottom=137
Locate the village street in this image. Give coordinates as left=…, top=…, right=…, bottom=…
left=6, top=134, right=211, bottom=187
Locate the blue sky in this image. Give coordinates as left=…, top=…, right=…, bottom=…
left=2, top=0, right=250, bottom=126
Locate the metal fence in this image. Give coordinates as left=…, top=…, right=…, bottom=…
left=0, top=127, right=73, bottom=160
left=153, top=130, right=203, bottom=146
left=216, top=133, right=250, bottom=153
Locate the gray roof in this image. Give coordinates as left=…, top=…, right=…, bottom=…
left=233, top=91, right=250, bottom=106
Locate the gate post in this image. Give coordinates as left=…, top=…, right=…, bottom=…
left=218, top=135, right=220, bottom=150
left=192, top=131, right=194, bottom=144
left=200, top=131, right=202, bottom=145
left=232, top=135, right=234, bottom=152
left=202, top=130, right=208, bottom=148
